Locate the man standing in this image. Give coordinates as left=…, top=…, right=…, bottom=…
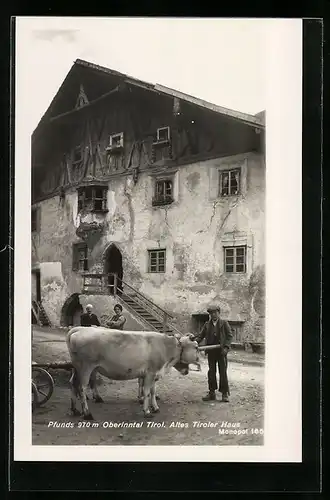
left=80, top=304, right=100, bottom=327
left=194, top=305, right=233, bottom=402
left=106, top=304, right=126, bottom=330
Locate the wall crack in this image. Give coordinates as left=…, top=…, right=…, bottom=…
left=124, top=179, right=135, bottom=243
left=197, top=200, right=221, bottom=233
left=164, top=206, right=171, bottom=231
left=217, top=195, right=245, bottom=237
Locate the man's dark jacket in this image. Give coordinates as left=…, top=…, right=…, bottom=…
left=195, top=319, right=233, bottom=349
left=80, top=313, right=100, bottom=327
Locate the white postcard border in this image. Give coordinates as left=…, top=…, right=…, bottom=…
left=13, top=17, right=302, bottom=462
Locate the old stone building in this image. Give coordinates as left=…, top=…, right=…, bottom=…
left=31, top=59, right=265, bottom=341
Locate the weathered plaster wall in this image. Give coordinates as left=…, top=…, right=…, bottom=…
left=32, top=193, right=86, bottom=324
left=38, top=262, right=69, bottom=326
left=32, top=151, right=265, bottom=338
left=132, top=151, right=265, bottom=337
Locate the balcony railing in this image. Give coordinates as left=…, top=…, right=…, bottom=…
left=82, top=273, right=110, bottom=295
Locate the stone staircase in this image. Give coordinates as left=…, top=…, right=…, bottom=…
left=82, top=273, right=181, bottom=335
left=32, top=300, right=52, bottom=326
left=120, top=292, right=175, bottom=334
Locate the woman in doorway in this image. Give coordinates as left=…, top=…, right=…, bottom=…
left=106, top=304, right=126, bottom=330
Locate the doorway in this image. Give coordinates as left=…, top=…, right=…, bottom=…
left=228, top=321, right=245, bottom=343
left=191, top=313, right=209, bottom=336
left=32, top=269, right=41, bottom=303
left=61, top=293, right=83, bottom=326
left=104, top=244, right=123, bottom=295
left=36, top=270, right=41, bottom=302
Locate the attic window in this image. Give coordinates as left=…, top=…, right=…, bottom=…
left=78, top=186, right=108, bottom=213
left=107, top=132, right=124, bottom=151
left=155, top=126, right=170, bottom=143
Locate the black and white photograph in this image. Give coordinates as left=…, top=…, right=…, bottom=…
left=14, top=17, right=302, bottom=462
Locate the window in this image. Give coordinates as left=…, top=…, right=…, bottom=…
left=78, top=186, right=108, bottom=212
left=31, top=208, right=40, bottom=233
left=219, top=169, right=240, bottom=196
left=153, top=179, right=173, bottom=206
left=109, top=132, right=124, bottom=150
left=72, top=243, right=89, bottom=272
left=224, top=246, right=246, bottom=273
left=156, top=126, right=170, bottom=143
left=228, top=321, right=245, bottom=343
left=148, top=249, right=166, bottom=273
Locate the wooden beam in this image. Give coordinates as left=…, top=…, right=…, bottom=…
left=49, top=85, right=121, bottom=123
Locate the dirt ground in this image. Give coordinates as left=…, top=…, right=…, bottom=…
left=32, top=326, right=264, bottom=446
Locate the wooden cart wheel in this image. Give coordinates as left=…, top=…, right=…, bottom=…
left=32, top=381, right=39, bottom=411
left=32, top=366, right=54, bottom=405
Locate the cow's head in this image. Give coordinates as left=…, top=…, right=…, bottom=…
left=174, top=333, right=200, bottom=370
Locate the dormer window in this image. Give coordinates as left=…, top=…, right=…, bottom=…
left=107, top=132, right=124, bottom=152
left=155, top=126, right=170, bottom=144
left=151, top=126, right=172, bottom=163
left=78, top=186, right=108, bottom=213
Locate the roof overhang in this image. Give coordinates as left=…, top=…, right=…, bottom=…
left=32, top=58, right=265, bottom=143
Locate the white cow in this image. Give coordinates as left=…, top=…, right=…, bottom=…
left=66, top=327, right=200, bottom=419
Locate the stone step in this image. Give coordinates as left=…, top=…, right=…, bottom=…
left=139, top=314, right=161, bottom=321
left=136, top=312, right=160, bottom=318
left=120, top=293, right=176, bottom=335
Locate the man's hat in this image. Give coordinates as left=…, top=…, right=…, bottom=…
left=207, top=304, right=220, bottom=313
